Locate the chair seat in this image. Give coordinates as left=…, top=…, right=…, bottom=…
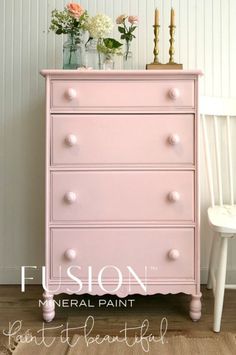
left=208, top=205, right=236, bottom=234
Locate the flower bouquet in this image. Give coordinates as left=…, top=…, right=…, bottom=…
left=85, top=14, right=122, bottom=69
left=49, top=3, right=88, bottom=69
left=116, top=15, right=138, bottom=69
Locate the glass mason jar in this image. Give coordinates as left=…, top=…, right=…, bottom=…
left=103, top=54, right=115, bottom=70
left=85, top=38, right=101, bottom=69
left=63, top=32, right=84, bottom=69
left=123, top=40, right=133, bottom=70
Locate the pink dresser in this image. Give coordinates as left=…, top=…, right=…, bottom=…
left=40, top=70, right=202, bottom=322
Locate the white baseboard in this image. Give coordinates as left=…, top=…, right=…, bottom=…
left=1, top=267, right=236, bottom=285
left=0, top=266, right=41, bottom=285
left=201, top=267, right=236, bottom=284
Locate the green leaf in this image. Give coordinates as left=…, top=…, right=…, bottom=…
left=118, top=26, right=125, bottom=33
left=103, top=38, right=123, bottom=49
left=56, top=29, right=63, bottom=35
left=127, top=34, right=133, bottom=41
left=130, top=26, right=137, bottom=32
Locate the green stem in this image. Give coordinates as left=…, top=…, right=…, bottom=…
left=68, top=33, right=74, bottom=65
left=97, top=38, right=103, bottom=69
left=123, top=21, right=129, bottom=34
left=125, top=40, right=130, bottom=61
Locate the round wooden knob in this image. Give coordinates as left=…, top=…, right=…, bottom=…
left=168, top=191, right=180, bottom=202
left=168, top=249, right=180, bottom=260
left=168, top=88, right=180, bottom=100
left=65, top=134, right=77, bottom=147
left=168, top=133, right=180, bottom=145
left=64, top=248, right=77, bottom=261
left=66, top=88, right=77, bottom=100
left=64, top=191, right=77, bottom=204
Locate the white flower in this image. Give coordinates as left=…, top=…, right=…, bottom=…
left=86, top=14, right=113, bottom=39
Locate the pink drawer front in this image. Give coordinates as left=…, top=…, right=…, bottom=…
left=51, top=171, right=194, bottom=223
left=50, top=80, right=195, bottom=111
left=50, top=228, right=195, bottom=282
left=51, top=114, right=194, bottom=166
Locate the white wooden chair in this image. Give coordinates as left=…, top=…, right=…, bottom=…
left=200, top=96, right=236, bottom=332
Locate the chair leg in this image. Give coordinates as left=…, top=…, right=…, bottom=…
left=207, top=233, right=219, bottom=290
left=213, top=237, right=228, bottom=332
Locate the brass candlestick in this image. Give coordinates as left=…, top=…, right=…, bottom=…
left=153, top=24, right=161, bottom=64
left=146, top=24, right=162, bottom=69
left=168, top=24, right=176, bottom=64
left=162, top=23, right=182, bottom=69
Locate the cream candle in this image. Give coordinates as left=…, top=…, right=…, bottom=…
left=155, top=8, right=159, bottom=26
left=171, top=7, right=175, bottom=26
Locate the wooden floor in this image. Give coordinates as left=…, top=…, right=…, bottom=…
left=0, top=285, right=235, bottom=337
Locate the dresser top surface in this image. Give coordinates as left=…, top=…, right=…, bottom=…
left=40, top=69, right=203, bottom=79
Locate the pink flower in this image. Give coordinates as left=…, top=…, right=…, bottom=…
left=66, top=3, right=84, bottom=18
left=128, top=16, right=138, bottom=25
left=116, top=14, right=127, bottom=24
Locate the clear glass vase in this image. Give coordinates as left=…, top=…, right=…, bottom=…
left=103, top=54, right=115, bottom=70
left=123, top=40, right=133, bottom=70
left=85, top=38, right=101, bottom=69
left=63, top=33, right=84, bottom=69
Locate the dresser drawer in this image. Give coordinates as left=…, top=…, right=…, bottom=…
left=51, top=114, right=194, bottom=166
left=51, top=171, right=194, bottom=223
left=50, top=227, right=195, bottom=281
left=50, top=80, right=195, bottom=111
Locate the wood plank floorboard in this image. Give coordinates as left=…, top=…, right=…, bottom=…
left=0, top=285, right=235, bottom=336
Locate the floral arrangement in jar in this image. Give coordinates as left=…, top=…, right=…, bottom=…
left=49, top=3, right=88, bottom=69
left=85, top=13, right=121, bottom=69
left=97, top=38, right=123, bottom=70
left=116, top=14, right=138, bottom=69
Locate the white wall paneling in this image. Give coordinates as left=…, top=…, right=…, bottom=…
left=0, top=0, right=236, bottom=283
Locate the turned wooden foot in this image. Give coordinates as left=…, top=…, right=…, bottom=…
left=189, top=293, right=202, bottom=321
left=42, top=292, right=55, bottom=322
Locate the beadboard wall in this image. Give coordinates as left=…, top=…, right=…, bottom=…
left=0, top=0, right=236, bottom=284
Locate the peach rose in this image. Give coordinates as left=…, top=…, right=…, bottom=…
left=128, top=16, right=138, bottom=25
left=66, top=3, right=84, bottom=18
left=116, top=14, right=127, bottom=24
